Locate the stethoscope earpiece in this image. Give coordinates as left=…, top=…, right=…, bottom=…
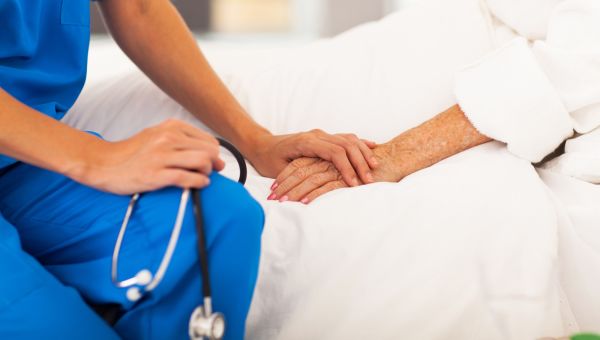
left=127, top=287, right=142, bottom=302
left=124, top=270, right=154, bottom=302
left=113, top=137, right=244, bottom=338
left=135, top=269, right=153, bottom=286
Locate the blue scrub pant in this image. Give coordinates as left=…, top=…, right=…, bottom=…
left=0, top=215, right=120, bottom=339
left=0, top=162, right=264, bottom=340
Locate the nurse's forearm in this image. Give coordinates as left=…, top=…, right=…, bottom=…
left=0, top=88, right=106, bottom=175
left=97, top=0, right=270, bottom=154
left=0, top=88, right=224, bottom=194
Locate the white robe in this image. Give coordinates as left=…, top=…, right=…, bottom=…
left=456, top=0, right=600, bottom=163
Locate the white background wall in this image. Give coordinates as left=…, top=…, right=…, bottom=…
left=292, top=0, right=415, bottom=38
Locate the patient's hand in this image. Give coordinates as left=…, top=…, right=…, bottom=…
left=269, top=105, right=492, bottom=203
left=269, top=143, right=403, bottom=203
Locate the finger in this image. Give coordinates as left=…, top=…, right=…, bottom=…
left=283, top=170, right=340, bottom=202
left=174, top=135, right=220, bottom=154
left=301, top=180, right=347, bottom=204
left=270, top=161, right=330, bottom=200
left=329, top=135, right=375, bottom=183
left=362, top=139, right=378, bottom=149
left=164, top=119, right=219, bottom=145
left=355, top=139, right=379, bottom=169
left=171, top=137, right=224, bottom=170
left=274, top=158, right=319, bottom=190
left=159, top=169, right=211, bottom=189
left=301, top=140, right=359, bottom=187
left=164, top=150, right=215, bottom=175
left=174, top=140, right=224, bottom=171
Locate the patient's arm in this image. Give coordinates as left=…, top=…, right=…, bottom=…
left=97, top=0, right=377, bottom=187
left=270, top=104, right=491, bottom=203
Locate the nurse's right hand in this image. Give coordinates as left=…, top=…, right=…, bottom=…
left=76, top=119, right=225, bottom=195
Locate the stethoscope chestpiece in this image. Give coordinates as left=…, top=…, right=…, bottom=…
left=189, top=306, right=226, bottom=340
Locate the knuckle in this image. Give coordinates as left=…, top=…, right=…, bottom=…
left=299, top=134, right=313, bottom=144
left=325, top=162, right=337, bottom=173
left=307, top=174, right=323, bottom=186
left=315, top=160, right=330, bottom=172
left=291, top=158, right=305, bottom=168
left=333, top=145, right=346, bottom=155
left=157, top=131, right=177, bottom=144
left=341, top=140, right=353, bottom=149
left=293, top=168, right=308, bottom=180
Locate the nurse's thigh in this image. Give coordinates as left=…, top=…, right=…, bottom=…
left=0, top=214, right=119, bottom=339
left=115, top=173, right=264, bottom=340
left=0, top=163, right=263, bottom=339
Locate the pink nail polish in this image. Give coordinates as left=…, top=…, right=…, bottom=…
left=301, top=198, right=309, bottom=204
left=271, top=182, right=279, bottom=190
left=267, top=193, right=277, bottom=200
left=279, top=196, right=289, bottom=203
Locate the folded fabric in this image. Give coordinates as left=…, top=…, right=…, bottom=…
left=542, top=128, right=600, bottom=183
left=455, top=0, right=600, bottom=163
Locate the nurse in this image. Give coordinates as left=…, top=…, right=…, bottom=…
left=0, top=0, right=375, bottom=339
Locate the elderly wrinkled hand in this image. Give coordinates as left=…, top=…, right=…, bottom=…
left=248, top=131, right=379, bottom=188
left=268, top=142, right=403, bottom=204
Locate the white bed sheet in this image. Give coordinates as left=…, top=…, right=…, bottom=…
left=65, top=0, right=599, bottom=337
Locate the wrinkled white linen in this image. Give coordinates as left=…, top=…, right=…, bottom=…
left=542, top=128, right=600, bottom=184
left=62, top=0, right=600, bottom=338
left=246, top=142, right=566, bottom=340
left=538, top=169, right=600, bottom=331
left=456, top=0, right=600, bottom=163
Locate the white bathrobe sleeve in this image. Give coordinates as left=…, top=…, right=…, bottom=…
left=454, top=0, right=600, bottom=162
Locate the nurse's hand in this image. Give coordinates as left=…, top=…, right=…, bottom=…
left=75, top=119, right=225, bottom=195
left=246, top=131, right=379, bottom=188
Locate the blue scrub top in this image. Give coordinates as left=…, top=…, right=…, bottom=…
left=0, top=0, right=91, bottom=169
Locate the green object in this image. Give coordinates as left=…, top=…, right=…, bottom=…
left=572, top=334, right=600, bottom=340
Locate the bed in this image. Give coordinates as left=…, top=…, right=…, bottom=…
left=65, top=0, right=600, bottom=338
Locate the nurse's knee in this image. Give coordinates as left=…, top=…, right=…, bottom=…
left=204, top=174, right=264, bottom=242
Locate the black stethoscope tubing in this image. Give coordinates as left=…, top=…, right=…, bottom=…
left=193, top=137, right=247, bottom=301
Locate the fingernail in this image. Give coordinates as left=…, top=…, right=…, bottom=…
left=301, top=198, right=309, bottom=204
left=366, top=172, right=374, bottom=183
left=352, top=177, right=359, bottom=186
left=271, top=182, right=279, bottom=190
left=267, top=193, right=277, bottom=200
left=279, top=196, right=289, bottom=203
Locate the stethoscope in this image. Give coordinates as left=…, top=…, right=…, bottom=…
left=112, top=138, right=247, bottom=340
